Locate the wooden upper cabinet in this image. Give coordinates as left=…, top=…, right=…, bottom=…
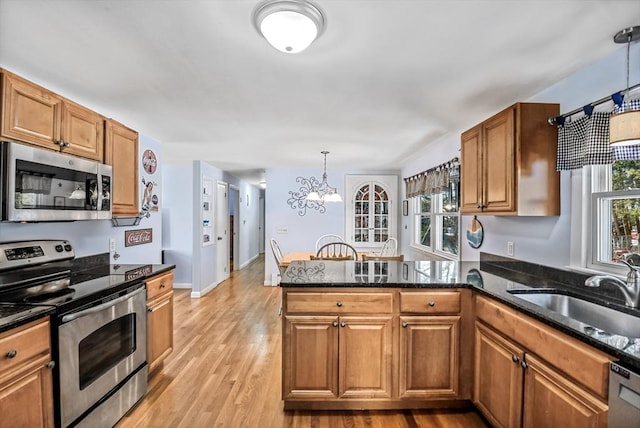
left=105, top=119, right=139, bottom=217
left=60, top=99, right=104, bottom=160
left=1, top=70, right=61, bottom=150
left=460, top=102, right=560, bottom=216
left=0, top=69, right=105, bottom=161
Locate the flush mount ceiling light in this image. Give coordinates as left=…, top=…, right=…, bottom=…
left=253, top=0, right=326, bottom=54
left=306, top=151, right=342, bottom=203
left=610, top=26, right=640, bottom=146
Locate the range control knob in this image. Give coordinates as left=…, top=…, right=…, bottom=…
left=64, top=244, right=72, bottom=252
left=55, top=245, right=64, bottom=252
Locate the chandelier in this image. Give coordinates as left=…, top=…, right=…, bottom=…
left=306, top=151, right=342, bottom=202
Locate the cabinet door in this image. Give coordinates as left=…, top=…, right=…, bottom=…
left=1, top=72, right=61, bottom=150
left=147, top=290, right=174, bottom=374
left=283, top=316, right=338, bottom=399
left=105, top=120, right=139, bottom=216
left=474, top=322, right=524, bottom=428
left=399, top=316, right=460, bottom=399
left=482, top=108, right=515, bottom=213
left=0, top=363, right=54, bottom=428
left=460, top=125, right=482, bottom=214
left=338, top=316, right=392, bottom=399
left=60, top=100, right=104, bottom=161
left=522, top=354, right=608, bottom=428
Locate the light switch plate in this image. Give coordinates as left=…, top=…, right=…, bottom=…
left=507, top=241, right=514, bottom=257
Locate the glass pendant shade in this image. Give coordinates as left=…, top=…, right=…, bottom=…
left=305, top=151, right=342, bottom=203
left=610, top=110, right=640, bottom=146
left=253, top=0, right=326, bottom=54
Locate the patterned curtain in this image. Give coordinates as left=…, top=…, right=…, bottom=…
left=557, top=99, right=640, bottom=170
left=404, top=158, right=459, bottom=198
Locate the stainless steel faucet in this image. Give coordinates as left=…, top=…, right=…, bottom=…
left=585, top=258, right=640, bottom=308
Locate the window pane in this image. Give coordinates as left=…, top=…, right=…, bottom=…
left=613, top=160, right=640, bottom=191
left=420, top=215, right=431, bottom=246
left=420, top=196, right=431, bottom=213
left=440, top=215, right=458, bottom=255
left=611, top=197, right=640, bottom=261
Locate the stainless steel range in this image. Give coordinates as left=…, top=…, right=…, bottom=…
left=0, top=240, right=147, bottom=428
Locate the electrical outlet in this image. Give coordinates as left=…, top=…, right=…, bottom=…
left=109, top=238, right=116, bottom=252
left=507, top=241, right=514, bottom=257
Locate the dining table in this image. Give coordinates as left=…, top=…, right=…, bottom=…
left=279, top=251, right=377, bottom=269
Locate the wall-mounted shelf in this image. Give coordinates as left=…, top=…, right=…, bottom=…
left=202, top=177, right=214, bottom=247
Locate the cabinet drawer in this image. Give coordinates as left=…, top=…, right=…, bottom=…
left=400, top=291, right=461, bottom=314
left=146, top=271, right=174, bottom=301
left=286, top=292, right=393, bottom=314
left=0, top=318, right=50, bottom=374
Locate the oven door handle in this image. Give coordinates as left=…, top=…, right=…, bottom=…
left=61, top=286, right=145, bottom=323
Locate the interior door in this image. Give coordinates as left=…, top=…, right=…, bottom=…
left=216, top=181, right=229, bottom=284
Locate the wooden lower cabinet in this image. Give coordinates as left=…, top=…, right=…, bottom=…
left=146, top=271, right=174, bottom=375
left=399, top=316, right=460, bottom=399
left=0, top=318, right=54, bottom=428
left=283, top=315, right=392, bottom=400
left=282, top=288, right=469, bottom=409
left=474, top=322, right=525, bottom=428
left=523, top=354, right=608, bottom=428
left=474, top=319, right=609, bottom=428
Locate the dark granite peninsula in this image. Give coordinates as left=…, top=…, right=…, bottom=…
left=280, top=255, right=639, bottom=425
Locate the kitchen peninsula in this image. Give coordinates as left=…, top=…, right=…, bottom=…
left=280, top=255, right=640, bottom=427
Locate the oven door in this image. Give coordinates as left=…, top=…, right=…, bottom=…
left=57, top=285, right=146, bottom=427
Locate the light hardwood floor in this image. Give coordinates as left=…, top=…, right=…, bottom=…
left=117, top=255, right=489, bottom=428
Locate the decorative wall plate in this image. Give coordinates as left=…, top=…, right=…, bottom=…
left=466, top=216, right=484, bottom=249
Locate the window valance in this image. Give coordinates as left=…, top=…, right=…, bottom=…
left=404, top=158, right=459, bottom=198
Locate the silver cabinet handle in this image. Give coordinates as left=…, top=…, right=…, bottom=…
left=340, top=321, right=347, bottom=328
left=5, top=350, right=17, bottom=359
left=428, top=301, right=436, bottom=307
left=336, top=301, right=343, bottom=307
left=512, top=355, right=520, bottom=363
left=521, top=360, right=528, bottom=369
left=46, top=361, right=55, bottom=369
left=402, top=322, right=408, bottom=328
left=332, top=321, right=338, bottom=327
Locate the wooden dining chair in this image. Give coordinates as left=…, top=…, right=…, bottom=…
left=362, top=254, right=404, bottom=261
left=379, top=237, right=398, bottom=256
left=270, top=238, right=284, bottom=275
left=314, top=242, right=359, bottom=260
left=315, top=234, right=345, bottom=252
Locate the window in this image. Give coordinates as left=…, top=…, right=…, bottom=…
left=412, top=184, right=460, bottom=260
left=590, top=160, right=640, bottom=273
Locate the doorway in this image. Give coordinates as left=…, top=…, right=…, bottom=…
left=216, top=181, right=229, bottom=284
left=229, top=185, right=240, bottom=272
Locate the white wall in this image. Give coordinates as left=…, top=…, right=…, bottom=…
left=162, top=160, right=263, bottom=296
left=400, top=42, right=640, bottom=268
left=0, top=133, right=163, bottom=263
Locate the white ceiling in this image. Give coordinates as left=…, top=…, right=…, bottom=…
left=0, top=0, right=638, bottom=185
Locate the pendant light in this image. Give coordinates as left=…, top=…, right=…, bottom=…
left=306, top=151, right=342, bottom=203
left=610, top=26, right=640, bottom=146
left=253, top=0, right=326, bottom=54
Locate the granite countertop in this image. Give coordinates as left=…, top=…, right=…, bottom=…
left=0, top=261, right=175, bottom=334
left=281, top=257, right=640, bottom=371
left=0, top=304, right=55, bottom=334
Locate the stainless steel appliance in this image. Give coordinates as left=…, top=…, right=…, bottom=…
left=609, top=361, right=640, bottom=427
left=0, top=240, right=147, bottom=427
left=0, top=142, right=112, bottom=222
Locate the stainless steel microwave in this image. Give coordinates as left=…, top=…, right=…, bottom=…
left=0, top=142, right=112, bottom=222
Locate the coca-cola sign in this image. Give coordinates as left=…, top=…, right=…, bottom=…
left=125, top=228, right=153, bottom=247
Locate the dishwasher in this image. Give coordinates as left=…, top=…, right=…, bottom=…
left=609, top=362, right=640, bottom=427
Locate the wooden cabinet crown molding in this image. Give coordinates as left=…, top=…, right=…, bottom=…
left=460, top=102, right=560, bottom=216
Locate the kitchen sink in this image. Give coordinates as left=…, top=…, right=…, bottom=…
left=507, top=290, right=640, bottom=338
